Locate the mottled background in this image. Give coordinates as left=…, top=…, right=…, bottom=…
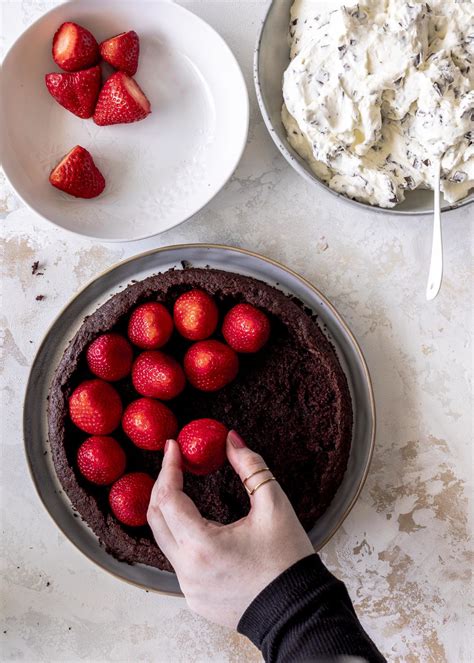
left=1, top=1, right=472, bottom=661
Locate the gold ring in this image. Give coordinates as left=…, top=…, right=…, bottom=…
left=247, top=477, right=277, bottom=496
left=243, top=467, right=271, bottom=485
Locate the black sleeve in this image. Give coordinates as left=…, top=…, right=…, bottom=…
left=237, top=554, right=386, bottom=663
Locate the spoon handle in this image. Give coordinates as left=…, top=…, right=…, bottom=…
left=426, top=164, right=443, bottom=301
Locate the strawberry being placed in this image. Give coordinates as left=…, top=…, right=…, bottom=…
left=49, top=145, right=105, bottom=199
left=177, top=419, right=228, bottom=475
left=132, top=351, right=186, bottom=400
left=222, top=303, right=271, bottom=353
left=173, top=290, right=219, bottom=341
left=93, top=72, right=151, bottom=126
left=109, top=472, right=154, bottom=527
left=128, top=302, right=174, bottom=350
left=184, top=340, right=239, bottom=392
left=77, top=436, right=126, bottom=485
left=122, top=398, right=177, bottom=451
left=100, top=30, right=140, bottom=76
left=86, top=333, right=133, bottom=382
left=69, top=379, right=122, bottom=435
left=52, top=21, right=99, bottom=72
left=45, top=65, right=101, bottom=119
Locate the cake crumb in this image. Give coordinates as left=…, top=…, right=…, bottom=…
left=31, top=260, right=39, bottom=274
left=36, top=295, right=45, bottom=301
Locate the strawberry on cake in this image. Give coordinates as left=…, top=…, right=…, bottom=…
left=48, top=267, right=352, bottom=571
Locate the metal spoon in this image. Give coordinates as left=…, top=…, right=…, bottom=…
left=426, top=163, right=442, bottom=301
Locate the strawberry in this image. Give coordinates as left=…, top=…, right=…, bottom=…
left=109, top=472, right=154, bottom=527
left=52, top=22, right=99, bottom=72
left=86, top=333, right=133, bottom=382
left=177, top=419, right=228, bottom=475
left=45, top=65, right=101, bottom=119
left=49, top=145, right=105, bottom=199
left=77, top=436, right=126, bottom=485
left=184, top=340, right=238, bottom=392
left=69, top=379, right=122, bottom=435
left=132, top=351, right=186, bottom=400
left=93, top=72, right=151, bottom=126
left=173, top=290, right=219, bottom=341
left=122, top=398, right=178, bottom=451
left=99, top=31, right=140, bottom=76
left=222, top=303, right=271, bottom=353
left=128, top=302, right=173, bottom=350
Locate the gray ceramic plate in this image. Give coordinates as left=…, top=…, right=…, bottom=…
left=254, top=0, right=474, bottom=215
left=23, top=244, right=375, bottom=594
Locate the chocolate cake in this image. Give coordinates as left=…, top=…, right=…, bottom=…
left=48, top=267, right=352, bottom=571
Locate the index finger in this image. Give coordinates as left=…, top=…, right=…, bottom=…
left=151, top=439, right=205, bottom=539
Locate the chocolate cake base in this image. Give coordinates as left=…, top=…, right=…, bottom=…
left=48, top=268, right=352, bottom=571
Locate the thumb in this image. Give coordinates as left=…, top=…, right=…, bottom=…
left=226, top=430, right=281, bottom=505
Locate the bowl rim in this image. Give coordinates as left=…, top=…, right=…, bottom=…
left=23, top=242, right=376, bottom=594
left=253, top=0, right=474, bottom=217
left=1, top=0, right=249, bottom=243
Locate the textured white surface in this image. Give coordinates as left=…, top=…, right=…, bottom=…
left=1, top=1, right=473, bottom=662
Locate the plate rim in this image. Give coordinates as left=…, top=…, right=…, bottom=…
left=253, top=0, right=474, bottom=217
left=1, top=0, right=249, bottom=242
left=23, top=243, right=376, bottom=594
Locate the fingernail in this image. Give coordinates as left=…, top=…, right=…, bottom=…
left=228, top=430, right=246, bottom=449
left=164, top=439, right=172, bottom=453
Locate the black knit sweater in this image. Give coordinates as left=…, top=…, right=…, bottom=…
left=238, top=554, right=386, bottom=663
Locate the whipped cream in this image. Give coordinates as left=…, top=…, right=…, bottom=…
left=282, top=0, right=474, bottom=207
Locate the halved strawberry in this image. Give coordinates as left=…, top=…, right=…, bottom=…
left=49, top=146, right=105, bottom=199
left=93, top=72, right=151, bottom=126
left=52, top=22, right=99, bottom=72
left=45, top=65, right=101, bottom=119
left=100, top=31, right=140, bottom=76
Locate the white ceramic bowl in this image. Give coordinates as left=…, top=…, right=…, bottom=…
left=254, top=0, right=474, bottom=215
left=1, top=0, right=249, bottom=241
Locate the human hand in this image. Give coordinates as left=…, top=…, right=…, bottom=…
left=147, top=430, right=314, bottom=629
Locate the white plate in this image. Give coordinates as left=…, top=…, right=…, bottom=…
left=1, top=0, right=249, bottom=241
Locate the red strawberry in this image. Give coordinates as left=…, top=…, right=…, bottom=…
left=173, top=290, right=219, bottom=341
left=49, top=145, right=105, bottom=199
left=45, top=65, right=101, bottom=119
left=222, top=303, right=271, bottom=353
left=99, top=31, right=140, bottom=76
left=132, top=351, right=186, bottom=400
left=93, top=72, right=151, bottom=126
left=69, top=379, right=122, bottom=435
left=122, top=398, right=178, bottom=451
left=86, top=333, right=133, bottom=382
left=77, top=436, right=126, bottom=485
left=52, top=22, right=99, bottom=72
left=184, top=340, right=238, bottom=392
left=109, top=472, right=154, bottom=527
left=128, top=302, right=173, bottom=350
left=177, top=419, right=228, bottom=475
